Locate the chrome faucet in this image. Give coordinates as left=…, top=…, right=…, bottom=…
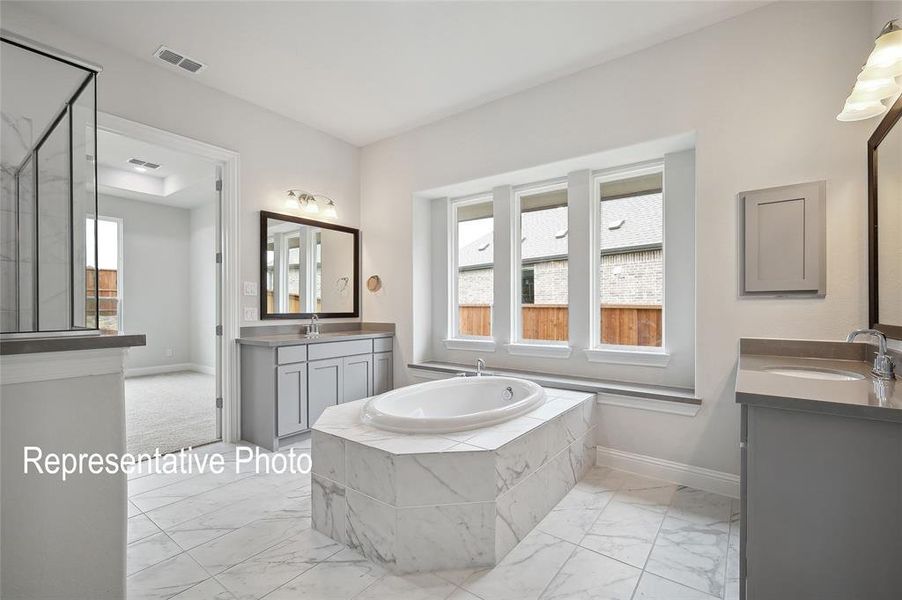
left=306, top=314, right=320, bottom=338
left=475, top=358, right=486, bottom=376
left=846, top=329, right=895, bottom=380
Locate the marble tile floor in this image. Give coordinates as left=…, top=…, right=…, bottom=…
left=127, top=441, right=740, bottom=600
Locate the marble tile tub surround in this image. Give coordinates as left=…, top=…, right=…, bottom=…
left=311, top=388, right=597, bottom=573
left=124, top=439, right=739, bottom=600
left=737, top=337, right=902, bottom=420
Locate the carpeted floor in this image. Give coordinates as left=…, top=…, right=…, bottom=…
left=125, top=370, right=218, bottom=457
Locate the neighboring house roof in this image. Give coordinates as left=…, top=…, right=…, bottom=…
left=458, top=193, right=662, bottom=268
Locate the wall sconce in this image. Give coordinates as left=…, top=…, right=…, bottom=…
left=838, top=19, right=902, bottom=122
left=285, top=189, right=338, bottom=218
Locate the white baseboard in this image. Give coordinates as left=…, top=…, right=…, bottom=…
left=126, top=363, right=216, bottom=378
left=596, top=446, right=739, bottom=499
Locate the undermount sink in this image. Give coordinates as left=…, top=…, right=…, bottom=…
left=763, top=366, right=865, bottom=381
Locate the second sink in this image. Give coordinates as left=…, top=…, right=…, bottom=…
left=763, top=366, right=864, bottom=381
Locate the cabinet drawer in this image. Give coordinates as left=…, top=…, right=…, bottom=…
left=373, top=337, right=393, bottom=353
left=308, top=339, right=372, bottom=360
left=277, top=345, right=307, bottom=365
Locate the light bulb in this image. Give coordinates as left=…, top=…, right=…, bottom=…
left=323, top=201, right=337, bottom=218
left=304, top=198, right=319, bottom=214
left=285, top=190, right=298, bottom=209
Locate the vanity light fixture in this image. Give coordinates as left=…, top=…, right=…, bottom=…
left=284, top=189, right=338, bottom=218
left=319, top=197, right=338, bottom=219
left=838, top=19, right=902, bottom=122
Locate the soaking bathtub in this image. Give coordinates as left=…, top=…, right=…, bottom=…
left=360, top=375, right=545, bottom=433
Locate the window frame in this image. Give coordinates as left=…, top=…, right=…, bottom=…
left=588, top=159, right=669, bottom=364
left=447, top=192, right=495, bottom=344
left=510, top=178, right=570, bottom=348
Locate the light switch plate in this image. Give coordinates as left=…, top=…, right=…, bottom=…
left=243, top=281, right=258, bottom=296
left=243, top=306, right=258, bottom=321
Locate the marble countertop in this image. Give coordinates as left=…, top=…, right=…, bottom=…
left=237, top=329, right=393, bottom=347
left=312, top=387, right=594, bottom=455
left=736, top=339, right=901, bottom=423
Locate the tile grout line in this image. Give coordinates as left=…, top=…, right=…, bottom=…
left=140, top=472, right=311, bottom=532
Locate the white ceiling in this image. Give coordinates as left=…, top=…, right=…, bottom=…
left=97, top=129, right=217, bottom=208
left=17, top=1, right=766, bottom=146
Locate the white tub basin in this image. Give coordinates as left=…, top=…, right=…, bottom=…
left=360, top=376, right=546, bottom=433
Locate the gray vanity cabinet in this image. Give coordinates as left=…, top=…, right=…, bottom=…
left=374, top=352, right=393, bottom=395
left=239, top=333, right=394, bottom=451
left=308, top=358, right=343, bottom=426
left=276, top=362, right=308, bottom=436
left=342, top=354, right=373, bottom=403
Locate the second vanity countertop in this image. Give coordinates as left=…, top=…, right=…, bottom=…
left=736, top=338, right=901, bottom=423
left=236, top=323, right=394, bottom=348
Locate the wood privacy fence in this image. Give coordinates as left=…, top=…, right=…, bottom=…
left=459, top=304, right=662, bottom=346
left=85, top=268, right=119, bottom=316
left=266, top=292, right=301, bottom=314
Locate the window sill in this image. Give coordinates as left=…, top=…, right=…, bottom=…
left=442, top=338, right=497, bottom=352
left=584, top=346, right=670, bottom=367
left=506, top=343, right=573, bottom=359
left=597, top=392, right=700, bottom=416
left=407, top=361, right=700, bottom=410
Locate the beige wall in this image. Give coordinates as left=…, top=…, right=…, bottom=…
left=360, top=1, right=876, bottom=475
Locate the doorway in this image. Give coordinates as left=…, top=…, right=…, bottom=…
left=94, top=128, right=222, bottom=455
left=94, top=115, right=239, bottom=456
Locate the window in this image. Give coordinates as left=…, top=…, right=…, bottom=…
left=452, top=196, right=494, bottom=338
left=515, top=183, right=568, bottom=343
left=596, top=165, right=664, bottom=348
left=86, top=216, right=122, bottom=332
left=521, top=267, right=535, bottom=304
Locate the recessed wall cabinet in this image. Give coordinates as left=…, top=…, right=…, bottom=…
left=739, top=181, right=826, bottom=297
left=239, top=333, right=393, bottom=451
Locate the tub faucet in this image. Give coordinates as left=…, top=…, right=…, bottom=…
left=476, top=358, right=486, bottom=376
left=846, top=329, right=895, bottom=380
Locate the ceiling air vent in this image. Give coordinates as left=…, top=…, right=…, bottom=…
left=128, top=159, right=161, bottom=170
left=154, top=46, right=207, bottom=74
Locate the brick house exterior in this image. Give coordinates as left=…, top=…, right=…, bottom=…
left=458, top=193, right=663, bottom=307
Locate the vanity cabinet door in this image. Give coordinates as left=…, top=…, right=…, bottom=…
left=276, top=362, right=308, bottom=437
left=342, top=354, right=373, bottom=403
left=373, top=352, right=393, bottom=395
left=308, top=358, right=343, bottom=427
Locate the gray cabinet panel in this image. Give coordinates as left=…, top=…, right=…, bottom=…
left=308, top=358, right=343, bottom=426
left=308, top=339, right=372, bottom=360
left=743, top=405, right=902, bottom=599
left=740, top=181, right=826, bottom=296
left=277, top=345, right=307, bottom=365
left=373, top=337, right=393, bottom=353
left=373, top=351, right=393, bottom=395
left=342, top=354, right=373, bottom=403
left=277, top=363, right=307, bottom=436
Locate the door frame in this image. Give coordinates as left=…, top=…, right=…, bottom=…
left=91, top=215, right=124, bottom=333
left=97, top=112, right=241, bottom=443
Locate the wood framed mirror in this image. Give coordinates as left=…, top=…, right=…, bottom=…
left=868, top=93, right=902, bottom=340
left=259, top=210, right=359, bottom=320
